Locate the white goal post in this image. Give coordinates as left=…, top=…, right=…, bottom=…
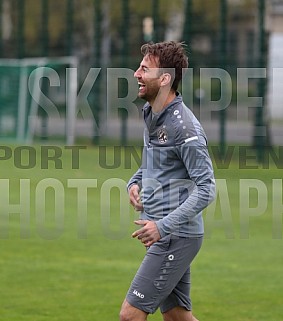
left=0, top=57, right=78, bottom=145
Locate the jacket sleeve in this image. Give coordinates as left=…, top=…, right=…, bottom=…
left=127, top=129, right=146, bottom=192
left=155, top=134, right=216, bottom=237
left=127, top=166, right=143, bottom=192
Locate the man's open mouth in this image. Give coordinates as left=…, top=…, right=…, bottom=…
left=138, top=82, right=145, bottom=91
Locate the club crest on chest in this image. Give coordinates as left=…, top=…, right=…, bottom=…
left=157, top=127, right=168, bottom=144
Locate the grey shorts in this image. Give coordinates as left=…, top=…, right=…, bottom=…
left=126, top=235, right=203, bottom=314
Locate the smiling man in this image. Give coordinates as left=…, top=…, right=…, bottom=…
left=119, top=41, right=216, bottom=321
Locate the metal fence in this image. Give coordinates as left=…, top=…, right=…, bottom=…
left=0, top=0, right=274, bottom=159
left=0, top=1, right=263, bottom=67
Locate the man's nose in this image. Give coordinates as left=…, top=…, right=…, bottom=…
left=134, top=68, right=140, bottom=78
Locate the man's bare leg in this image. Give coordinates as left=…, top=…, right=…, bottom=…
left=162, top=306, right=199, bottom=321
left=119, top=300, right=148, bottom=321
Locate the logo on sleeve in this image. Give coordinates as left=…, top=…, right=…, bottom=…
left=157, top=127, right=168, bottom=144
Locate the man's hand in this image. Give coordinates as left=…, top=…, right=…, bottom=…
left=132, top=220, right=161, bottom=247
left=128, top=184, right=143, bottom=211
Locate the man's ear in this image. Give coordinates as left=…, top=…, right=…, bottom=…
left=160, top=73, right=171, bottom=87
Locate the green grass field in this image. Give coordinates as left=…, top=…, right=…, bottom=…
left=0, top=143, right=282, bottom=320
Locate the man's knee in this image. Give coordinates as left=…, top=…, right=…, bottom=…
left=120, top=304, right=131, bottom=321
left=119, top=301, right=130, bottom=321
left=162, top=314, right=173, bottom=321
left=163, top=314, right=198, bottom=321
left=162, top=306, right=197, bottom=321
left=119, top=300, right=147, bottom=321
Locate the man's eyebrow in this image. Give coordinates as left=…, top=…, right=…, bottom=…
left=140, top=64, right=149, bottom=70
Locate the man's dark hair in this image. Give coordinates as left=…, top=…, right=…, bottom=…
left=140, top=41, right=189, bottom=91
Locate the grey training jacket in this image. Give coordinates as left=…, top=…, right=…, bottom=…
left=127, top=93, right=216, bottom=238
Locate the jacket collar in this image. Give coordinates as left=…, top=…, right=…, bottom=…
left=143, top=92, right=182, bottom=124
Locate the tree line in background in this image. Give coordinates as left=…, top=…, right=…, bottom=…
left=0, top=0, right=270, bottom=159
left=0, top=0, right=256, bottom=69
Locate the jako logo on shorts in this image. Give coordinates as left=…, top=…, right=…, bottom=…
left=133, top=289, right=145, bottom=299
